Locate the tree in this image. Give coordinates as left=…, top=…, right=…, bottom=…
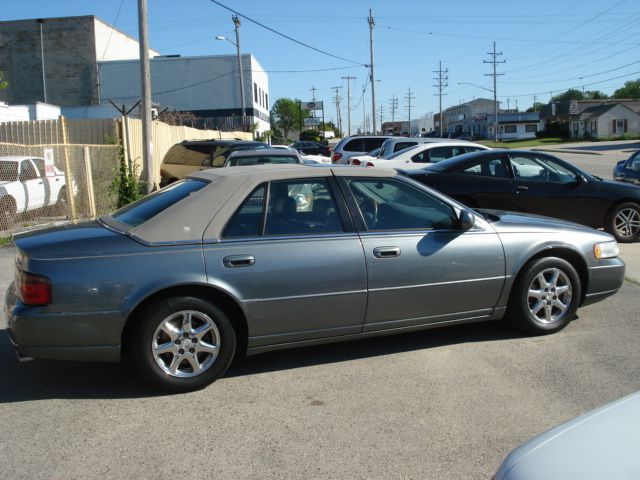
left=583, top=90, right=608, bottom=100
left=526, top=102, right=546, bottom=112
left=270, top=98, right=308, bottom=141
left=612, top=79, right=640, bottom=99
left=551, top=89, right=584, bottom=102
left=0, top=69, right=8, bottom=90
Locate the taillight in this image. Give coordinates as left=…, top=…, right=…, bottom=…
left=366, top=162, right=375, bottom=167
left=352, top=159, right=361, bottom=165
left=332, top=152, right=342, bottom=163
left=18, top=270, right=52, bottom=306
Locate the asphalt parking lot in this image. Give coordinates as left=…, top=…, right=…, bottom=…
left=1, top=142, right=640, bottom=479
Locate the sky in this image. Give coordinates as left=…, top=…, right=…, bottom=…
left=4, top=0, right=640, bottom=128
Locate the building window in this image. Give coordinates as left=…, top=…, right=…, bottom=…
left=254, top=83, right=258, bottom=104
left=613, top=119, right=627, bottom=133
left=525, top=124, right=537, bottom=133
left=265, top=93, right=268, bottom=109
left=504, top=125, right=517, bottom=134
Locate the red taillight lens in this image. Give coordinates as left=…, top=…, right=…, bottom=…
left=352, top=159, right=361, bottom=165
left=332, top=152, right=342, bottom=163
left=366, top=162, right=375, bottom=167
left=18, top=270, right=52, bottom=306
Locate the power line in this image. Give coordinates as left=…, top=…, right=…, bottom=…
left=209, top=0, right=366, bottom=65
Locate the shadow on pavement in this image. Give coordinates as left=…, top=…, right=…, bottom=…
left=0, top=321, right=524, bottom=403
left=556, top=143, right=640, bottom=153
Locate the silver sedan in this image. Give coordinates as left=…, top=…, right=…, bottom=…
left=5, top=165, right=625, bottom=392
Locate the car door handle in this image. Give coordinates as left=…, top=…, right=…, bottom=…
left=373, top=246, right=401, bottom=258
left=223, top=255, right=255, bottom=268
left=517, top=185, right=528, bottom=191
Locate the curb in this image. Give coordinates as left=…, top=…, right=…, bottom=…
left=530, top=148, right=602, bottom=156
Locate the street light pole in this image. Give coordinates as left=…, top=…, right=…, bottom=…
left=232, top=15, right=247, bottom=131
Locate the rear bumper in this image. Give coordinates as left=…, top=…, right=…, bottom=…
left=5, top=282, right=123, bottom=363
left=583, top=259, right=626, bottom=306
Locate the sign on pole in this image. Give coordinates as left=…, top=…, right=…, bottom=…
left=43, top=148, right=55, bottom=176
left=302, top=101, right=324, bottom=111
left=304, top=117, right=321, bottom=126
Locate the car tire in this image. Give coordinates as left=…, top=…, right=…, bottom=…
left=606, top=202, right=640, bottom=243
left=54, top=187, right=68, bottom=216
left=131, top=296, right=237, bottom=392
left=1, top=199, right=16, bottom=232
left=506, top=257, right=581, bottom=335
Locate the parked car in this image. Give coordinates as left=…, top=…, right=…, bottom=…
left=494, top=390, right=640, bottom=479
left=350, top=141, right=489, bottom=169
left=224, top=148, right=303, bottom=167
left=347, top=147, right=382, bottom=165
left=289, top=141, right=331, bottom=157
left=376, top=136, right=466, bottom=159
left=270, top=145, right=331, bottom=164
left=331, top=135, right=392, bottom=164
left=159, top=139, right=269, bottom=186
left=403, top=149, right=640, bottom=242
left=0, top=156, right=68, bottom=229
left=613, top=150, right=640, bottom=186
left=6, top=165, right=624, bottom=392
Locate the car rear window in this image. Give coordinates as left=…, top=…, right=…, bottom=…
left=228, top=155, right=300, bottom=166
left=111, top=179, right=207, bottom=227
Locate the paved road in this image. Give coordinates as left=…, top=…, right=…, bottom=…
left=1, top=241, right=640, bottom=479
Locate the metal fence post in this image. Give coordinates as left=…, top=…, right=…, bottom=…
left=83, top=147, right=97, bottom=218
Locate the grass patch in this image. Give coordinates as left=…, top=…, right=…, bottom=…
left=625, top=276, right=640, bottom=287
left=0, top=236, right=12, bottom=247
left=478, top=137, right=568, bottom=149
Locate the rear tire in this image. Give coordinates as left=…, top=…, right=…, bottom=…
left=506, top=257, right=581, bottom=335
left=0, top=198, right=16, bottom=232
left=131, top=296, right=236, bottom=392
left=606, top=202, right=640, bottom=243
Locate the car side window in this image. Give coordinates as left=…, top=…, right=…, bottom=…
left=394, top=141, right=416, bottom=152
left=461, top=157, right=508, bottom=178
left=346, top=178, right=456, bottom=231
left=428, top=146, right=465, bottom=163
left=32, top=158, right=46, bottom=177
left=628, top=152, right=640, bottom=172
left=211, top=146, right=231, bottom=167
left=411, top=150, right=429, bottom=163
left=264, top=179, right=343, bottom=235
left=19, top=160, right=38, bottom=181
left=510, top=155, right=577, bottom=183
left=344, top=139, right=364, bottom=152
left=223, top=179, right=344, bottom=238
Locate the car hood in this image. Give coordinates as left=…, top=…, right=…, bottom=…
left=13, top=220, right=143, bottom=260
left=494, top=390, right=640, bottom=479
left=594, top=175, right=640, bottom=194
left=477, top=208, right=595, bottom=232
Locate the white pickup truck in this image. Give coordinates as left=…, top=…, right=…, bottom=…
left=0, top=156, right=68, bottom=229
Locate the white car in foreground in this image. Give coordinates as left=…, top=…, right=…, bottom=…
left=349, top=141, right=490, bottom=169
left=0, top=156, right=67, bottom=228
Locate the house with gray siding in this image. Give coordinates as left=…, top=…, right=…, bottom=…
left=569, top=103, right=640, bottom=139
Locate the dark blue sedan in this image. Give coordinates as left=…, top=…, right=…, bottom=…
left=613, top=150, right=640, bottom=186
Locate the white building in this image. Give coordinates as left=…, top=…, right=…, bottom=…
left=98, top=54, right=270, bottom=136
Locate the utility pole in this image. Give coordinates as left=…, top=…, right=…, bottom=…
left=342, top=76, right=356, bottom=136
left=433, top=61, right=448, bottom=137
left=379, top=105, right=384, bottom=133
left=233, top=15, right=247, bottom=131
left=310, top=85, right=317, bottom=101
left=332, top=86, right=342, bottom=136
left=484, top=41, right=505, bottom=142
left=533, top=95, right=537, bottom=111
left=405, top=87, right=415, bottom=136
left=368, top=9, right=377, bottom=134
left=390, top=95, right=398, bottom=135
left=137, top=0, right=154, bottom=192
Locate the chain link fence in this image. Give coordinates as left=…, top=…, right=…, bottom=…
left=1, top=142, right=120, bottom=236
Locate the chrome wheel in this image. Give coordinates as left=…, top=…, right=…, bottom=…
left=151, top=310, right=221, bottom=378
left=527, top=268, right=572, bottom=324
left=614, top=206, right=640, bottom=240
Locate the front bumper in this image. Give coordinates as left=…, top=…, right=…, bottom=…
left=583, top=258, right=626, bottom=306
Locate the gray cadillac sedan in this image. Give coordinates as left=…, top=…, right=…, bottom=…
left=5, top=165, right=625, bottom=392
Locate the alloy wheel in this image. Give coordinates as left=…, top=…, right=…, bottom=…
left=527, top=268, right=572, bottom=324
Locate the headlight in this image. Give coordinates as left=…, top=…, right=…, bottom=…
left=594, top=241, right=619, bottom=259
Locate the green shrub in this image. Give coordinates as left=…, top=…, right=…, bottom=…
left=110, top=145, right=145, bottom=209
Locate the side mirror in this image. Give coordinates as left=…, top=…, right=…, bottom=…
left=459, top=209, right=475, bottom=231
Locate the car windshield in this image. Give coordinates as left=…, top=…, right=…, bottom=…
left=110, top=179, right=208, bottom=227
left=385, top=145, right=422, bottom=160
left=228, top=155, right=300, bottom=166
left=0, top=161, right=19, bottom=181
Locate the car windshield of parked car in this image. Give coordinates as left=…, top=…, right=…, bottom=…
left=509, top=154, right=578, bottom=183
left=227, top=155, right=300, bottom=166
left=346, top=177, right=456, bottom=231
left=0, top=161, right=19, bottom=181
left=110, top=178, right=208, bottom=228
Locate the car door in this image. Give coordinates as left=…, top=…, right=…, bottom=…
left=19, top=159, right=47, bottom=211
left=507, top=152, right=601, bottom=226
left=339, top=176, right=505, bottom=333
left=204, top=176, right=367, bottom=349
left=31, top=157, right=57, bottom=207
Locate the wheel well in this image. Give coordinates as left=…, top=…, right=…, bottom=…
left=120, top=285, right=249, bottom=359
left=516, top=248, right=589, bottom=305
left=0, top=195, right=17, bottom=212
left=604, top=199, right=640, bottom=223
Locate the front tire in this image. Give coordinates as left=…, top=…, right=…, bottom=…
left=131, top=296, right=236, bottom=392
left=606, top=202, right=640, bottom=243
left=506, top=257, right=581, bottom=335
